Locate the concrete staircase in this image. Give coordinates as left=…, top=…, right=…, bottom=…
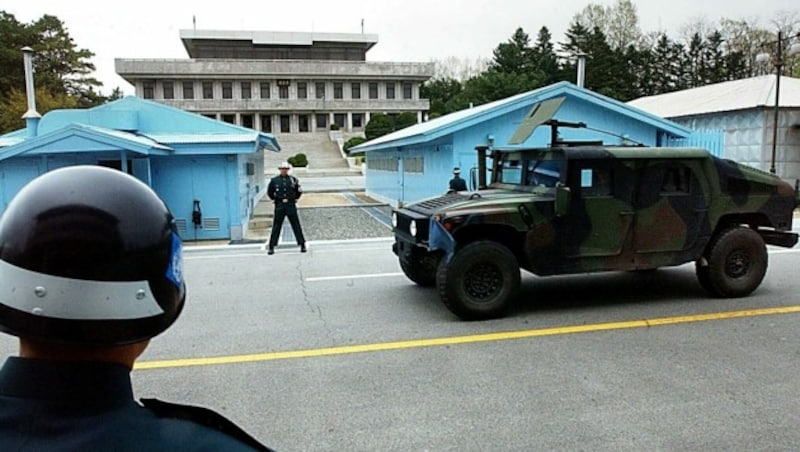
left=247, top=132, right=361, bottom=240
left=265, top=132, right=352, bottom=175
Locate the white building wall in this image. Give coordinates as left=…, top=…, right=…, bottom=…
left=672, top=108, right=800, bottom=180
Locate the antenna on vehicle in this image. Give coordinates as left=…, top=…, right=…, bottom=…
left=581, top=125, right=647, bottom=147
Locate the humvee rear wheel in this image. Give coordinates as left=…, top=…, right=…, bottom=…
left=399, top=252, right=441, bottom=287
left=701, top=227, right=767, bottom=297
left=436, top=241, right=520, bottom=320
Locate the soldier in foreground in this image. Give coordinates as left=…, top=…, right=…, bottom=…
left=0, top=166, right=272, bottom=451
left=267, top=161, right=307, bottom=255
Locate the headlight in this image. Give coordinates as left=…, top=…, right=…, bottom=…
left=409, top=220, right=417, bottom=237
left=391, top=212, right=398, bottom=228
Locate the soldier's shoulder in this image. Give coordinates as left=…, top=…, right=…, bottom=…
left=140, top=398, right=272, bottom=451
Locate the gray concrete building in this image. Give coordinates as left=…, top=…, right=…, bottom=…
left=115, top=30, right=435, bottom=134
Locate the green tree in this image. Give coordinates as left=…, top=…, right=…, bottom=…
left=683, top=32, right=706, bottom=88
left=29, top=14, right=100, bottom=105
left=701, top=31, right=726, bottom=83
left=0, top=87, right=78, bottom=132
left=458, top=70, right=543, bottom=107
left=421, top=77, right=464, bottom=117
left=365, top=113, right=394, bottom=140
left=489, top=27, right=533, bottom=74
left=394, top=112, right=417, bottom=130
left=0, top=11, right=105, bottom=133
left=530, top=27, right=560, bottom=85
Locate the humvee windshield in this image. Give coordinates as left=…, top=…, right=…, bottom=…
left=497, top=156, right=562, bottom=187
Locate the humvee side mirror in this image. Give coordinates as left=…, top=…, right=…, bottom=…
left=555, top=183, right=571, bottom=217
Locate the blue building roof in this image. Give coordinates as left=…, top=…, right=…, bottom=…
left=353, top=81, right=691, bottom=153
left=0, top=123, right=173, bottom=162
left=0, top=96, right=280, bottom=154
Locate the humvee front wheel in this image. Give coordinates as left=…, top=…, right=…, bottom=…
left=399, top=252, right=441, bottom=287
left=700, top=227, right=767, bottom=297
left=436, top=241, right=520, bottom=320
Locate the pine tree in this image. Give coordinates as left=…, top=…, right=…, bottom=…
left=530, top=27, right=560, bottom=85
left=490, top=28, right=533, bottom=74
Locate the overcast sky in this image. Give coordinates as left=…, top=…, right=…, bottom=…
left=4, top=0, right=798, bottom=95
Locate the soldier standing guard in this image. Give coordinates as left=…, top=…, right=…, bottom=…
left=267, top=161, right=307, bottom=255
left=449, top=167, right=468, bottom=192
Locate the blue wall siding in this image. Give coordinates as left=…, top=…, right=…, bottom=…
left=0, top=160, right=41, bottom=210
left=365, top=148, right=402, bottom=205
left=151, top=155, right=234, bottom=240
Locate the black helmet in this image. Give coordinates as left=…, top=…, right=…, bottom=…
left=0, top=166, right=185, bottom=345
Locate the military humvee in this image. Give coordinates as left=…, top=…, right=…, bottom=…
left=392, top=121, right=799, bottom=320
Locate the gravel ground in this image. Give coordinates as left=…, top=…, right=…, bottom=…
left=289, top=206, right=394, bottom=242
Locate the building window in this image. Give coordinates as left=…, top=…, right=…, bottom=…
left=222, top=82, right=233, bottom=99
left=404, top=156, right=424, bottom=174
left=221, top=114, right=235, bottom=124
left=277, top=79, right=290, bottom=99
left=183, top=82, right=194, bottom=99
left=316, top=114, right=328, bottom=129
left=351, top=83, right=361, bottom=99
left=298, top=82, right=307, bottom=99
left=142, top=81, right=154, bottom=99
left=241, top=82, right=251, bottom=99
left=367, top=157, right=399, bottom=172
left=260, top=114, right=272, bottom=133
left=333, top=113, right=346, bottom=128
left=260, top=82, right=270, bottom=99
left=386, top=82, right=395, bottom=99
left=298, top=115, right=309, bottom=132
left=316, top=82, right=326, bottom=99
left=202, top=81, right=213, bottom=99
left=201, top=113, right=216, bottom=119
left=162, top=81, right=174, bottom=99
left=369, top=82, right=378, bottom=99
left=241, top=114, right=254, bottom=129
left=403, top=82, right=413, bottom=100
left=280, top=115, right=290, bottom=133
left=334, top=82, right=343, bottom=99
left=352, top=113, right=363, bottom=128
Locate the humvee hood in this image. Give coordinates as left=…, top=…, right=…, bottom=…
left=405, top=190, right=550, bottom=216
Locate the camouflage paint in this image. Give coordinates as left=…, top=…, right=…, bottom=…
left=393, top=145, right=799, bottom=277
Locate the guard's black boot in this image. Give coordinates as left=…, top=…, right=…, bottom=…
left=300, top=244, right=307, bottom=253
left=268, top=247, right=275, bottom=255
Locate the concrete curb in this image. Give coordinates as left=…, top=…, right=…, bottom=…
left=183, top=236, right=393, bottom=253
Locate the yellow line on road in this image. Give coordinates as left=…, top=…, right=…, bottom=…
left=134, top=305, right=800, bottom=370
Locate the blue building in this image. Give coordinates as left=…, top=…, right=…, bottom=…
left=352, top=82, right=696, bottom=206
left=0, top=96, right=279, bottom=241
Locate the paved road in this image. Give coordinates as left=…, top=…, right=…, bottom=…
left=2, top=241, right=800, bottom=451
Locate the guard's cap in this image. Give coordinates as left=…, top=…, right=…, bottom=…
left=453, top=167, right=461, bottom=174
left=278, top=162, right=292, bottom=169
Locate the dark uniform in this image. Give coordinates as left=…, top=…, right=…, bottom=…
left=449, top=174, right=467, bottom=191
left=0, top=358, right=269, bottom=451
left=267, top=173, right=306, bottom=253
left=0, top=166, right=273, bottom=451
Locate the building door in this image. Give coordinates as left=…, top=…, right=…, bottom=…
left=298, top=115, right=309, bottom=132
left=260, top=114, right=272, bottom=133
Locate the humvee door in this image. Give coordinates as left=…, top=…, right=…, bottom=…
left=560, top=159, right=636, bottom=272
